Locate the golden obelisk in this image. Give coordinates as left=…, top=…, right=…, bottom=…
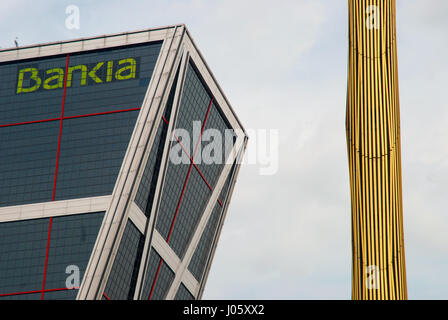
left=346, top=0, right=407, bottom=300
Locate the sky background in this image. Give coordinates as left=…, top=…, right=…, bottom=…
left=1, top=0, right=448, bottom=299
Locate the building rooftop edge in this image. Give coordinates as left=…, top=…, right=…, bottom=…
left=0, top=24, right=186, bottom=53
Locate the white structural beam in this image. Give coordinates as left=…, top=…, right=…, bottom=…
left=0, top=195, right=111, bottom=223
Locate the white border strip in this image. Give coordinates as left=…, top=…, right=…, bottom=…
left=128, top=202, right=148, bottom=234
left=0, top=27, right=178, bottom=62
left=0, top=195, right=111, bottom=223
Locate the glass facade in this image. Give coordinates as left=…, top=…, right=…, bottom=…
left=140, top=60, right=238, bottom=299
left=188, top=162, right=236, bottom=281
left=134, top=67, right=179, bottom=216
left=0, top=41, right=162, bottom=207
left=55, top=110, right=138, bottom=200
left=0, top=212, right=104, bottom=300
left=0, top=56, right=66, bottom=124
left=168, top=169, right=212, bottom=259
left=0, top=218, right=49, bottom=296
left=0, top=30, right=243, bottom=300
left=174, top=283, right=195, bottom=300
left=140, top=248, right=175, bottom=300
left=155, top=62, right=231, bottom=258
left=197, top=103, right=236, bottom=188
left=0, top=121, right=59, bottom=206
left=103, top=220, right=145, bottom=300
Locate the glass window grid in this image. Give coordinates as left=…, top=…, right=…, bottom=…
left=134, top=66, right=178, bottom=215
left=174, top=283, right=195, bottom=300
left=0, top=121, right=59, bottom=206
left=0, top=218, right=49, bottom=294
left=43, top=289, right=79, bottom=300
left=0, top=56, right=67, bottom=124
left=0, top=211, right=104, bottom=300
left=54, top=110, right=138, bottom=201
left=0, top=292, right=42, bottom=300
left=155, top=61, right=212, bottom=240
left=195, top=102, right=236, bottom=190
left=43, top=212, right=105, bottom=299
left=187, top=165, right=235, bottom=282
left=187, top=202, right=222, bottom=282
left=0, top=41, right=239, bottom=301
left=174, top=62, right=213, bottom=155
left=103, top=220, right=145, bottom=300
left=0, top=42, right=162, bottom=208
left=155, top=60, right=236, bottom=260
left=169, top=169, right=212, bottom=259
left=140, top=248, right=174, bottom=300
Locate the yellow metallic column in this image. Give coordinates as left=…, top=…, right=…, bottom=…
left=346, top=0, right=407, bottom=300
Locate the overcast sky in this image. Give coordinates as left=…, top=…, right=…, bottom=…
left=2, top=0, right=448, bottom=299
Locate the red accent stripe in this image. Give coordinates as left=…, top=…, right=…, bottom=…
left=0, top=117, right=60, bottom=128
left=52, top=54, right=70, bottom=202
left=0, top=108, right=141, bottom=129
left=149, top=99, right=213, bottom=300
left=164, top=115, right=223, bottom=207
left=41, top=217, right=53, bottom=300
left=172, top=132, right=212, bottom=191
left=41, top=54, right=70, bottom=300
left=166, top=98, right=213, bottom=242
left=102, top=293, right=111, bottom=300
left=148, top=259, right=163, bottom=300
left=0, top=287, right=78, bottom=298
left=167, top=164, right=194, bottom=243
left=64, top=107, right=141, bottom=120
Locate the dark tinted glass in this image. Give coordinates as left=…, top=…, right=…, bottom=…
left=43, top=212, right=105, bottom=300
left=188, top=163, right=236, bottom=281
left=0, top=218, right=49, bottom=294
left=64, top=42, right=161, bottom=117
left=196, top=102, right=235, bottom=190
left=55, top=110, right=138, bottom=200
left=155, top=159, right=191, bottom=240
left=154, top=60, right=237, bottom=261
left=140, top=248, right=174, bottom=300
left=187, top=202, right=222, bottom=282
left=174, top=62, right=212, bottom=156
left=0, top=121, right=59, bottom=207
left=0, top=42, right=162, bottom=208
left=103, top=220, right=145, bottom=300
left=0, top=292, right=42, bottom=300
left=174, top=283, right=195, bottom=300
left=134, top=67, right=179, bottom=215
left=0, top=56, right=66, bottom=124
left=169, top=169, right=212, bottom=259
left=0, top=211, right=104, bottom=300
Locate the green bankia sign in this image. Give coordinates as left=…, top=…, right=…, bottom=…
left=16, top=57, right=139, bottom=94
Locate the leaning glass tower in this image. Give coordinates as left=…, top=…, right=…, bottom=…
left=0, top=25, right=247, bottom=300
